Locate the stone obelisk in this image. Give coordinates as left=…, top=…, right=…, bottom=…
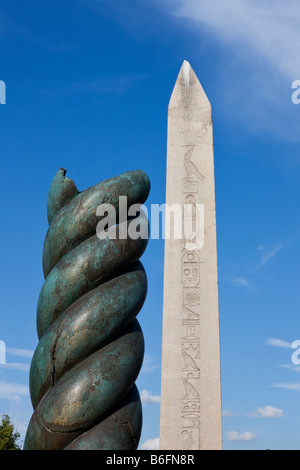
left=160, top=61, right=222, bottom=450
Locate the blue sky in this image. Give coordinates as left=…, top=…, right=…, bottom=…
left=1, top=0, right=300, bottom=450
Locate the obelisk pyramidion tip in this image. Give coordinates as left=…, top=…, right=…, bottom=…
left=182, top=60, right=191, bottom=88
left=169, top=61, right=211, bottom=109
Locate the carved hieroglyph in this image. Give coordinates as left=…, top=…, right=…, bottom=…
left=160, top=61, right=222, bottom=450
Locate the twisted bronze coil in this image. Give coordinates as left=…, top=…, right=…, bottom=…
left=24, top=169, right=150, bottom=450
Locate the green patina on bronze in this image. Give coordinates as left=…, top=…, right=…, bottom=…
left=65, top=385, right=142, bottom=451
left=30, top=264, right=147, bottom=408
left=43, top=169, right=150, bottom=277
left=24, top=169, right=150, bottom=450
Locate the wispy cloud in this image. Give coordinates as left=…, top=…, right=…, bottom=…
left=141, top=354, right=160, bottom=375
left=230, top=242, right=284, bottom=290
left=222, top=409, right=234, bottom=418
left=0, top=363, right=30, bottom=372
left=272, top=383, right=300, bottom=393
left=41, top=74, right=148, bottom=99
left=7, top=348, right=34, bottom=359
left=252, top=244, right=284, bottom=273
left=140, top=389, right=161, bottom=405
left=229, top=241, right=284, bottom=290
left=0, top=381, right=29, bottom=400
left=251, top=406, right=284, bottom=419
left=264, top=338, right=292, bottom=349
left=226, top=431, right=256, bottom=442
left=157, top=0, right=300, bottom=140
left=280, top=364, right=300, bottom=373
left=0, top=348, right=33, bottom=372
left=163, top=0, right=300, bottom=79
left=139, top=437, right=159, bottom=450
left=232, top=277, right=255, bottom=289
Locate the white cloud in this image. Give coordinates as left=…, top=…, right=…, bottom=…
left=164, top=0, right=300, bottom=79
left=0, top=363, right=30, bottom=372
left=141, top=354, right=160, bottom=374
left=222, top=409, right=234, bottom=417
left=252, top=244, right=284, bottom=272
left=0, top=381, right=29, bottom=400
left=7, top=348, right=34, bottom=359
left=140, top=437, right=159, bottom=450
left=252, top=406, right=284, bottom=419
left=156, top=0, right=300, bottom=140
left=272, top=383, right=300, bottom=393
left=226, top=431, right=256, bottom=442
left=0, top=348, right=33, bottom=372
left=140, top=389, right=161, bottom=405
left=232, top=277, right=255, bottom=289
left=230, top=243, right=284, bottom=291
left=265, top=338, right=292, bottom=349
left=280, top=364, right=300, bottom=373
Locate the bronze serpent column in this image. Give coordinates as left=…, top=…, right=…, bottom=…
left=24, top=168, right=150, bottom=450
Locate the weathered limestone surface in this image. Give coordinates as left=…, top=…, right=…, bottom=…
left=160, top=61, right=222, bottom=450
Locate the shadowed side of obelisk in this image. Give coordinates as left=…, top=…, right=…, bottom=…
left=160, top=61, right=222, bottom=450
